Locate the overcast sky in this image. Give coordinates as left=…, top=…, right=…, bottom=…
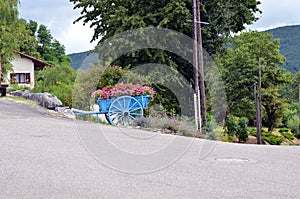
left=18, top=0, right=300, bottom=54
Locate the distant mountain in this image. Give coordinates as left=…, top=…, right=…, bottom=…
left=266, top=25, right=300, bottom=73
left=68, top=25, right=300, bottom=73
left=68, top=51, right=100, bottom=70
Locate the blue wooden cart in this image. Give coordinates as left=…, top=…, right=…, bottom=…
left=72, top=95, right=150, bottom=126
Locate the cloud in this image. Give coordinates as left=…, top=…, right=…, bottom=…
left=18, top=0, right=96, bottom=53
left=57, top=21, right=98, bottom=54
left=248, top=0, right=300, bottom=30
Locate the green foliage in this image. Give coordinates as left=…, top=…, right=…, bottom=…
left=33, top=62, right=76, bottom=107
left=287, top=116, right=300, bottom=138
left=8, top=84, right=31, bottom=92
left=98, top=66, right=127, bottom=88
left=217, top=31, right=290, bottom=131
left=18, top=19, right=40, bottom=58
left=280, top=131, right=295, bottom=141
left=0, top=0, right=20, bottom=84
left=206, top=115, right=222, bottom=140
left=224, top=115, right=249, bottom=143
left=72, top=64, right=105, bottom=110
left=248, top=128, right=257, bottom=136
left=70, top=0, right=260, bottom=55
left=262, top=132, right=284, bottom=145
left=237, top=117, right=249, bottom=143
left=278, top=128, right=289, bottom=133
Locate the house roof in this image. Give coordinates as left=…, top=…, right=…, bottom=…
left=13, top=51, right=52, bottom=70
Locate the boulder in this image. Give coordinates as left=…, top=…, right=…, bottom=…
left=41, top=92, right=62, bottom=109
left=30, top=93, right=44, bottom=104
left=10, top=90, right=26, bottom=97
left=55, top=107, right=76, bottom=119
left=21, top=90, right=31, bottom=99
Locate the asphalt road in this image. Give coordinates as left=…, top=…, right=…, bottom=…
left=0, top=97, right=299, bottom=198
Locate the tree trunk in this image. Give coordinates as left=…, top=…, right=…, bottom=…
left=265, top=107, right=275, bottom=132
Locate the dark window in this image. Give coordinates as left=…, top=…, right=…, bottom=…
left=10, top=73, right=30, bottom=84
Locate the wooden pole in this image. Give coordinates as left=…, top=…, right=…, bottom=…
left=192, top=0, right=201, bottom=130
left=196, top=0, right=207, bottom=128
left=254, top=83, right=262, bottom=144
left=257, top=58, right=263, bottom=144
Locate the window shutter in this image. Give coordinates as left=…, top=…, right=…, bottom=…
left=10, top=74, right=16, bottom=84
left=25, top=73, right=30, bottom=84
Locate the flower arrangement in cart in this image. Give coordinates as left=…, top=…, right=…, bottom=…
left=91, top=83, right=155, bottom=101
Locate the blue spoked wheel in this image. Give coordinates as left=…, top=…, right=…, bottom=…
left=106, top=96, right=144, bottom=126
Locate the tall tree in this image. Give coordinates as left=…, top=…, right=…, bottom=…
left=70, top=0, right=261, bottom=55
left=18, top=19, right=40, bottom=58
left=0, top=0, right=19, bottom=85
left=217, top=31, right=289, bottom=131
left=37, top=24, right=53, bottom=58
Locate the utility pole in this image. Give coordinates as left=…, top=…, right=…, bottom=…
left=257, top=58, right=263, bottom=144
left=254, top=83, right=262, bottom=144
left=192, top=0, right=201, bottom=131
left=196, top=0, right=207, bottom=128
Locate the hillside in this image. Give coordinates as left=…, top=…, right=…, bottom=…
left=266, top=25, right=300, bottom=73
left=68, top=25, right=300, bottom=73
left=68, top=51, right=100, bottom=70
left=68, top=51, right=89, bottom=70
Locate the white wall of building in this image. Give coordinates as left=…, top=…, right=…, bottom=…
left=8, top=54, right=35, bottom=88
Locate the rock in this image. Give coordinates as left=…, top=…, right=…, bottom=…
left=30, top=93, right=44, bottom=104
left=41, top=92, right=62, bottom=109
left=55, top=107, right=76, bottom=119
left=10, top=90, right=63, bottom=110
left=21, top=90, right=31, bottom=99
left=246, top=136, right=257, bottom=144
left=10, top=90, right=26, bottom=97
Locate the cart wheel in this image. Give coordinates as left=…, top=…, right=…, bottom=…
left=106, top=96, right=144, bottom=126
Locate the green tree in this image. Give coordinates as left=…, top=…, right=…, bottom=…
left=18, top=19, right=40, bottom=58
left=70, top=0, right=260, bottom=117
left=37, top=24, right=53, bottom=58
left=70, top=0, right=261, bottom=55
left=217, top=31, right=289, bottom=131
left=33, top=61, right=76, bottom=107
left=0, top=0, right=19, bottom=85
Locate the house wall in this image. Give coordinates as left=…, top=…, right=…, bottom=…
left=8, top=54, right=35, bottom=88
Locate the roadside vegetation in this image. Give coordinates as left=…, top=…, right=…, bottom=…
left=1, top=0, right=299, bottom=145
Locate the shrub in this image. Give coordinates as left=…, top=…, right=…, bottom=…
left=248, top=128, right=257, bottom=136
left=162, top=118, right=180, bottom=133
left=236, top=117, right=249, bottom=143
left=8, top=84, right=31, bottom=92
left=280, top=131, right=294, bottom=141
left=224, top=115, right=249, bottom=143
left=98, top=66, right=127, bottom=88
left=134, top=117, right=151, bottom=128
left=262, top=132, right=284, bottom=145
left=278, top=128, right=289, bottom=133
left=287, top=116, right=300, bottom=138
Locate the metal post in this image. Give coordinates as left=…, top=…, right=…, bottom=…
left=196, top=0, right=207, bottom=128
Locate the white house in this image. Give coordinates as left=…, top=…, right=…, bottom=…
left=7, top=51, right=51, bottom=88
